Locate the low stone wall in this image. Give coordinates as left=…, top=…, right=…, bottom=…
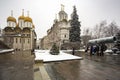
left=61, top=42, right=81, bottom=50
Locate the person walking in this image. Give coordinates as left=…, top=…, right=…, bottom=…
left=90, top=45, right=93, bottom=56
left=96, top=44, right=100, bottom=56
left=72, top=47, right=75, bottom=55
left=100, top=43, right=107, bottom=56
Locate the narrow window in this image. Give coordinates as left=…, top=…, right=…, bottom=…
left=28, top=39, right=29, bottom=43
left=24, top=38, right=25, bottom=43
left=21, top=21, right=22, bottom=27
left=64, top=35, right=66, bottom=38
left=16, top=38, right=17, bottom=43
left=20, top=38, right=21, bottom=43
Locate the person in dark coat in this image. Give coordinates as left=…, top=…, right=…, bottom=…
left=96, top=44, right=100, bottom=56
left=100, top=43, right=107, bottom=56
left=72, top=47, right=75, bottom=55
left=85, top=46, right=89, bottom=52
left=90, top=45, right=93, bottom=56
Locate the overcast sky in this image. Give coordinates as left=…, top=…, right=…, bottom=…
left=0, top=0, right=120, bottom=39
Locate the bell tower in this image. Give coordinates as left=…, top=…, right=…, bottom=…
left=58, top=4, right=68, bottom=21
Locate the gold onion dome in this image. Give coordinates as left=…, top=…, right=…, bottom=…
left=18, top=9, right=25, bottom=20
left=7, top=10, right=16, bottom=22
left=18, top=15, right=25, bottom=20
left=7, top=16, right=16, bottom=22
left=24, top=11, right=32, bottom=23
left=24, top=16, right=32, bottom=22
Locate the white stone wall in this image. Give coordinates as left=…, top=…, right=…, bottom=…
left=13, top=37, right=31, bottom=50
left=19, top=20, right=24, bottom=28
left=24, top=22, right=32, bottom=28
left=7, top=21, right=16, bottom=27
left=60, top=22, right=70, bottom=43
left=13, top=37, right=22, bottom=50
left=23, top=38, right=31, bottom=50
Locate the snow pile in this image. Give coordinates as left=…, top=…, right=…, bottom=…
left=35, top=50, right=83, bottom=62
left=0, top=49, right=14, bottom=54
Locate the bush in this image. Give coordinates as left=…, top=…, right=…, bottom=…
left=50, top=43, right=60, bottom=55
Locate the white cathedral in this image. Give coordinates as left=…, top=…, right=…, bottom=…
left=41, top=5, right=76, bottom=49
left=3, top=10, right=37, bottom=50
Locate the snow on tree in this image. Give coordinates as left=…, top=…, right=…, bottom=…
left=69, top=6, right=81, bottom=42
left=50, top=43, right=60, bottom=55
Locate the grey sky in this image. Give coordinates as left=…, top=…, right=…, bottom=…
left=0, top=0, right=120, bottom=39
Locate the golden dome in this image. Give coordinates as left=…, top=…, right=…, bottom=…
left=18, top=9, right=25, bottom=20
left=18, top=15, right=25, bottom=20
left=7, top=16, right=16, bottom=22
left=24, top=16, right=32, bottom=23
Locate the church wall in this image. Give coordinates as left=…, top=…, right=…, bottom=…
left=4, top=36, right=14, bottom=48
left=3, top=10, right=37, bottom=51
left=23, top=38, right=31, bottom=50
left=7, top=21, right=16, bottom=27
left=13, top=37, right=22, bottom=50
left=19, top=20, right=24, bottom=28
left=24, top=22, right=32, bottom=27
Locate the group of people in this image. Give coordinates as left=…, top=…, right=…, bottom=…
left=85, top=43, right=107, bottom=56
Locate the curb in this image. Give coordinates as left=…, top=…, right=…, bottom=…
left=34, top=60, right=51, bottom=80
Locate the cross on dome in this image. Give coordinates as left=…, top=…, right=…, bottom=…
left=61, top=4, right=64, bottom=11
left=22, top=9, right=24, bottom=16
left=27, top=11, right=29, bottom=17
left=11, top=10, right=13, bottom=17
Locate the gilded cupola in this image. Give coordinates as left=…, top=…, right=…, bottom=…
left=18, top=9, right=25, bottom=20
left=7, top=10, right=16, bottom=23
left=24, top=11, right=32, bottom=23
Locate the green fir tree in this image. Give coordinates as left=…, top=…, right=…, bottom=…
left=69, top=6, right=81, bottom=42
left=50, top=43, right=60, bottom=55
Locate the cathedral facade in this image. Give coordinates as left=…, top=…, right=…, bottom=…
left=41, top=5, right=71, bottom=49
left=3, top=10, right=37, bottom=50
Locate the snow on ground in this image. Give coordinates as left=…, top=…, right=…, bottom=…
left=35, top=50, right=83, bottom=63
left=0, top=49, right=14, bottom=54
left=105, top=49, right=113, bottom=53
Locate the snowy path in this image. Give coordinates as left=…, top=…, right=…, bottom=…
left=35, top=50, right=83, bottom=63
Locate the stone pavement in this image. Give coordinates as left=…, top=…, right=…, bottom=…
left=0, top=50, right=51, bottom=80
left=34, top=60, right=51, bottom=80
left=0, top=50, right=34, bottom=80
left=45, top=51, right=120, bottom=80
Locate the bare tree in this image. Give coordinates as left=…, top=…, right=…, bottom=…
left=106, top=21, right=120, bottom=37
left=82, top=28, right=92, bottom=47
left=82, top=20, right=120, bottom=47
left=92, top=20, right=107, bottom=38
left=83, top=28, right=90, bottom=35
